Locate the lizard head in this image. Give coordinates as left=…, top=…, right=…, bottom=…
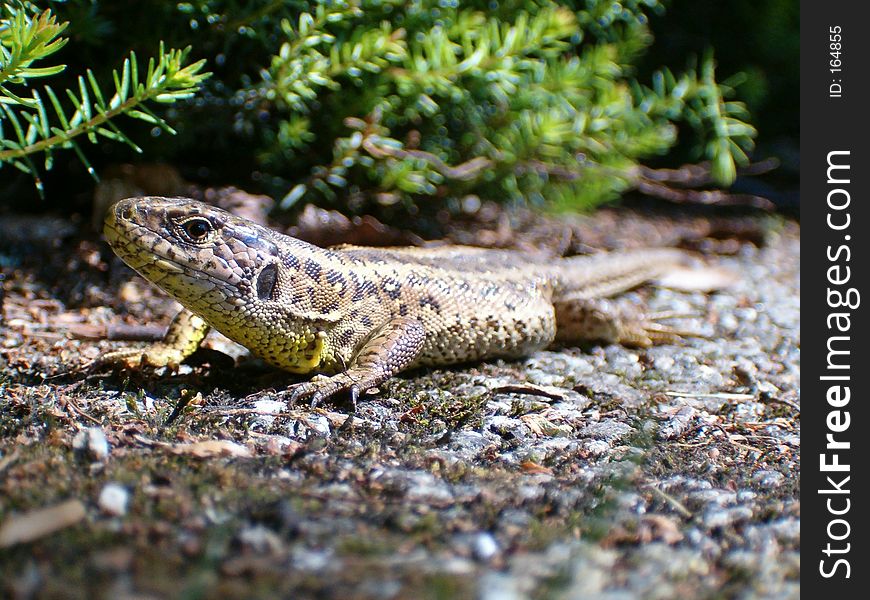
left=103, top=196, right=278, bottom=302
left=104, top=197, right=344, bottom=334
left=104, top=196, right=350, bottom=372
left=104, top=196, right=293, bottom=317
left=105, top=196, right=351, bottom=372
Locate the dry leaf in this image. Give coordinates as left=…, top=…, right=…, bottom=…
left=169, top=440, right=253, bottom=458
left=640, top=514, right=685, bottom=544
left=0, top=499, right=86, bottom=548
left=520, top=460, right=554, bottom=476
left=520, top=414, right=572, bottom=437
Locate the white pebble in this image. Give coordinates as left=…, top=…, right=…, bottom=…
left=98, top=483, right=129, bottom=516
left=473, top=532, right=499, bottom=561
left=72, top=427, right=110, bottom=461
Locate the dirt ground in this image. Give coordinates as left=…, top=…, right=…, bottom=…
left=0, top=204, right=799, bottom=599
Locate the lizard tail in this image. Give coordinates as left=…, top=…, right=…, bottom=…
left=556, top=248, right=736, bottom=300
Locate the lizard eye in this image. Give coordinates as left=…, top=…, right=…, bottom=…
left=178, top=217, right=213, bottom=243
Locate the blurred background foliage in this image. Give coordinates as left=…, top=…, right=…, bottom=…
left=0, top=0, right=797, bottom=220
left=638, top=0, right=798, bottom=207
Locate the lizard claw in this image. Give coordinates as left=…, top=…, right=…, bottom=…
left=284, top=382, right=315, bottom=407
left=309, top=390, right=324, bottom=409
left=281, top=376, right=365, bottom=410
left=348, top=385, right=360, bottom=411
left=282, top=376, right=337, bottom=408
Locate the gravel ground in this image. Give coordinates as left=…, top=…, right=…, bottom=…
left=0, top=210, right=799, bottom=599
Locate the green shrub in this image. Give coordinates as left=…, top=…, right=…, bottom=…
left=2, top=1, right=756, bottom=214
left=260, top=1, right=755, bottom=213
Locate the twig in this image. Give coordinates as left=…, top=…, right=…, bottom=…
left=67, top=323, right=166, bottom=341
left=59, top=394, right=102, bottom=426
left=634, top=178, right=775, bottom=210
left=490, top=383, right=568, bottom=402
left=644, top=484, right=693, bottom=518
left=763, top=396, right=800, bottom=412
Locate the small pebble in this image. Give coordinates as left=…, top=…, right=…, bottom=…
left=751, top=470, right=785, bottom=488
left=472, top=532, right=499, bottom=561
left=72, top=427, right=110, bottom=461
left=98, top=483, right=129, bottom=516
left=237, top=524, right=284, bottom=554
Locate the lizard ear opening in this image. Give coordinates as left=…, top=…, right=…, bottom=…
left=256, top=263, right=279, bottom=301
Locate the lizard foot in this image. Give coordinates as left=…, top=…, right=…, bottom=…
left=77, top=310, right=211, bottom=377
left=283, top=374, right=362, bottom=409
left=280, top=317, right=425, bottom=409
left=616, top=319, right=683, bottom=348
left=50, top=346, right=179, bottom=382
left=84, top=344, right=188, bottom=375
left=554, top=298, right=709, bottom=348
left=615, top=310, right=716, bottom=347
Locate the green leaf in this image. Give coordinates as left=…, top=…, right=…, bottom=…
left=86, top=69, right=106, bottom=109
left=0, top=84, right=37, bottom=108
left=126, top=109, right=162, bottom=125
left=15, top=65, right=66, bottom=78
left=44, top=86, right=70, bottom=129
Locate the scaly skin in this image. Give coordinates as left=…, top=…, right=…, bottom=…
left=101, top=196, right=702, bottom=405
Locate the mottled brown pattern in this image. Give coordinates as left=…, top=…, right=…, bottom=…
left=101, top=197, right=697, bottom=404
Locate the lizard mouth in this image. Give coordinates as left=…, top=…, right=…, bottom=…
left=104, top=201, right=176, bottom=275
left=103, top=204, right=154, bottom=271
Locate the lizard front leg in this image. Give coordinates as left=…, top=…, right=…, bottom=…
left=286, top=317, right=426, bottom=407
left=89, top=309, right=211, bottom=371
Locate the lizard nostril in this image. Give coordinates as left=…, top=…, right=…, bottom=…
left=116, top=201, right=133, bottom=221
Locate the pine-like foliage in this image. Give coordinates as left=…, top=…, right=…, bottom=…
left=0, top=2, right=209, bottom=195
left=3, top=1, right=758, bottom=212
left=253, top=0, right=756, bottom=211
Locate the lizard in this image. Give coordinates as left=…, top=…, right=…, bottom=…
left=98, top=196, right=728, bottom=406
